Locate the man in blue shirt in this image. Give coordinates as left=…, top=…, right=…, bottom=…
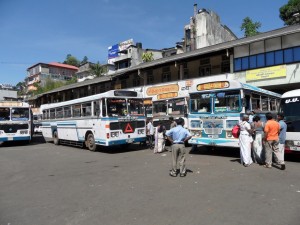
left=166, top=118, right=192, bottom=177
left=277, top=113, right=287, bottom=170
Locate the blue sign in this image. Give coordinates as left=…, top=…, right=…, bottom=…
left=108, top=44, right=119, bottom=59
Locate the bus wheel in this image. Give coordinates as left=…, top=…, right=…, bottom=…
left=86, top=133, right=97, bottom=151
left=53, top=131, right=59, bottom=145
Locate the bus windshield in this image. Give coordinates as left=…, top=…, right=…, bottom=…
left=168, top=98, right=186, bottom=116
left=214, top=90, right=241, bottom=113
left=189, top=93, right=211, bottom=113
left=153, top=101, right=167, bottom=116
left=279, top=98, right=300, bottom=132
left=0, top=108, right=10, bottom=121
left=11, top=108, right=30, bottom=121
left=107, top=98, right=144, bottom=117
left=107, top=98, right=127, bottom=116
left=280, top=98, right=300, bottom=122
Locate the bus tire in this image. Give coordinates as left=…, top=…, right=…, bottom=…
left=53, top=131, right=59, bottom=145
left=86, top=133, right=97, bottom=151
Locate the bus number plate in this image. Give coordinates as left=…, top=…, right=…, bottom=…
left=127, top=139, right=133, bottom=143
left=7, top=137, right=13, bottom=141
left=208, top=135, right=219, bottom=139
left=290, top=147, right=300, bottom=151
left=293, top=141, right=300, bottom=146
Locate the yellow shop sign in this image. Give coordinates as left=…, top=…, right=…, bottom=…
left=246, top=65, right=286, bottom=81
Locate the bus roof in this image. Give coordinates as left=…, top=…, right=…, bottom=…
left=40, top=90, right=143, bottom=110
left=281, top=89, right=300, bottom=98
left=0, top=101, right=30, bottom=107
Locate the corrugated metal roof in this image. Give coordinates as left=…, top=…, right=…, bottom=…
left=30, top=25, right=300, bottom=100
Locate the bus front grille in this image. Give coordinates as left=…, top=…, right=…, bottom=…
left=204, top=128, right=223, bottom=135
left=0, top=124, right=29, bottom=133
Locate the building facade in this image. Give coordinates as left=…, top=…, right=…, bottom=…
left=26, top=62, right=78, bottom=91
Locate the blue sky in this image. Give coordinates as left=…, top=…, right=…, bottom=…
left=0, top=0, right=288, bottom=85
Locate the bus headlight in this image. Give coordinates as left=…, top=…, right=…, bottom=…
left=20, top=130, right=28, bottom=135
left=190, top=130, right=201, bottom=137
left=227, top=131, right=233, bottom=138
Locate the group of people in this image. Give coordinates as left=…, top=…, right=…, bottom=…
left=146, top=117, right=192, bottom=177
left=239, top=111, right=287, bottom=170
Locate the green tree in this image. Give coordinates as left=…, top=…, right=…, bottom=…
left=32, top=77, right=65, bottom=95
left=81, top=56, right=88, bottom=64
left=142, top=52, right=154, bottom=62
left=90, top=62, right=105, bottom=77
left=63, top=54, right=80, bottom=67
left=280, top=0, right=300, bottom=25
left=240, top=17, right=262, bottom=37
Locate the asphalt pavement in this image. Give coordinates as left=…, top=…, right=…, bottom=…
left=0, top=135, right=299, bottom=225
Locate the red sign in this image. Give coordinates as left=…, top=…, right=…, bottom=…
left=124, top=123, right=134, bottom=133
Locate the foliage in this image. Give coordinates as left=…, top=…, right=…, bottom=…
left=63, top=54, right=80, bottom=67
left=81, top=56, right=88, bottom=65
left=31, top=77, right=67, bottom=95
left=240, top=17, right=262, bottom=37
left=16, top=81, right=26, bottom=96
left=90, top=62, right=106, bottom=77
left=280, top=0, right=300, bottom=25
left=142, top=52, right=154, bottom=62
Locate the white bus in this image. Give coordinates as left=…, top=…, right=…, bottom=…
left=188, top=79, right=281, bottom=149
left=40, top=90, right=146, bottom=151
left=0, top=101, right=33, bottom=143
left=279, top=89, right=300, bottom=153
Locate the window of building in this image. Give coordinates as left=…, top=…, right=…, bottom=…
left=234, top=58, right=242, bottom=71
left=293, top=46, right=300, bottom=61
left=162, top=72, right=171, bottom=82
left=241, top=57, right=249, bottom=70
left=199, top=66, right=211, bottom=77
left=284, top=48, right=293, bottom=63
left=146, top=70, right=153, bottom=85
left=133, top=76, right=141, bottom=87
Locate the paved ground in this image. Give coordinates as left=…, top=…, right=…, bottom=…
left=0, top=135, right=299, bottom=225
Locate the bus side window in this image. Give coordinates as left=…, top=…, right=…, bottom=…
left=94, top=101, right=100, bottom=117
left=102, top=100, right=107, bottom=117
left=245, top=95, right=251, bottom=110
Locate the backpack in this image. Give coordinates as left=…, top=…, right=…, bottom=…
left=232, top=125, right=240, bottom=138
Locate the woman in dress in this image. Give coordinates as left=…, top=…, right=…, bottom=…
left=251, top=115, right=264, bottom=164
left=239, top=114, right=253, bottom=167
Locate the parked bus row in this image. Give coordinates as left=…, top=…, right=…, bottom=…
left=2, top=76, right=299, bottom=154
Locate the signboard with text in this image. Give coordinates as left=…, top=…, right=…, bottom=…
left=246, top=65, right=286, bottom=81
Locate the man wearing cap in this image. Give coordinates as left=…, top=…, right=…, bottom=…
left=166, top=118, right=192, bottom=177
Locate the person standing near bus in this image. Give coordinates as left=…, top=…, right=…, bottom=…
left=263, top=112, right=280, bottom=168
left=146, top=119, right=154, bottom=149
left=251, top=115, right=264, bottom=164
left=166, top=118, right=192, bottom=177
left=276, top=113, right=287, bottom=170
left=169, top=117, right=177, bottom=129
left=239, top=114, right=253, bottom=167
